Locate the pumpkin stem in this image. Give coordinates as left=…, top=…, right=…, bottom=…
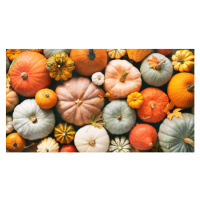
left=120, top=71, right=129, bottom=82
left=21, top=72, right=28, bottom=80
left=29, top=116, right=37, bottom=123
left=46, top=149, right=49, bottom=152
left=89, top=140, right=95, bottom=146
left=45, top=92, right=50, bottom=98
left=117, top=114, right=122, bottom=120
left=151, top=103, right=155, bottom=109
left=13, top=142, right=17, bottom=147
left=75, top=99, right=82, bottom=106
left=183, top=138, right=194, bottom=147
left=187, top=83, right=194, bottom=92
left=156, top=59, right=166, bottom=70
left=149, top=143, right=153, bottom=147
left=24, top=142, right=36, bottom=149
left=87, top=49, right=96, bottom=60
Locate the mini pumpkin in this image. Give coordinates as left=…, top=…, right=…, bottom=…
left=106, top=49, right=126, bottom=59
left=37, top=137, right=59, bottom=152
left=127, top=92, right=143, bottom=109
left=127, top=49, right=152, bottom=62
left=60, top=145, right=77, bottom=152
left=6, top=115, right=14, bottom=134
left=6, top=87, right=19, bottom=113
left=6, top=49, right=21, bottom=61
left=172, top=50, right=194, bottom=72
left=54, top=123, right=75, bottom=144
left=91, top=72, right=105, bottom=86
left=43, top=49, right=71, bottom=59
left=156, top=49, right=173, bottom=56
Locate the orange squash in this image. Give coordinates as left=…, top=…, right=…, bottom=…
left=137, top=88, right=169, bottom=123
left=6, top=49, right=21, bottom=61
left=70, top=49, right=107, bottom=76
left=6, top=87, right=19, bottom=113
left=167, top=73, right=194, bottom=108
left=127, top=49, right=152, bottom=62
left=8, top=52, right=52, bottom=97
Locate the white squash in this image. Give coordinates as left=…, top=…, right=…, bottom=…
left=74, top=125, right=110, bottom=152
left=37, top=137, right=59, bottom=152
left=6, top=115, right=14, bottom=134
left=91, top=72, right=105, bottom=86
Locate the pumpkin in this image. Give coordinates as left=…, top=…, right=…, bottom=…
left=108, top=136, right=131, bottom=153
left=13, top=99, right=55, bottom=140
left=140, top=53, right=173, bottom=87
left=106, top=49, right=126, bottom=59
left=103, top=100, right=136, bottom=135
left=6, top=133, right=26, bottom=152
left=6, top=57, right=10, bottom=72
left=46, top=52, right=75, bottom=81
left=167, top=73, right=194, bottom=108
left=74, top=125, right=110, bottom=152
left=24, top=49, right=43, bottom=53
left=8, top=51, right=52, bottom=97
left=70, top=49, right=107, bottom=76
left=129, top=124, right=157, bottom=150
left=6, top=87, right=19, bottom=113
left=54, top=123, right=75, bottom=144
left=60, top=145, right=77, bottom=152
left=43, top=49, right=71, bottom=59
left=137, top=88, right=169, bottom=123
left=172, top=50, right=194, bottom=72
left=35, top=88, right=57, bottom=109
left=6, top=115, right=14, bottom=134
left=126, top=49, right=152, bottom=62
left=156, top=49, right=172, bottom=55
left=56, top=77, right=105, bottom=126
left=158, top=113, right=194, bottom=152
left=103, top=60, right=142, bottom=98
left=37, top=137, right=59, bottom=152
left=91, top=72, right=105, bottom=86
left=6, top=49, right=21, bottom=61
left=127, top=92, right=143, bottom=109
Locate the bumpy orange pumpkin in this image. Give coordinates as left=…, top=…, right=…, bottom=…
left=127, top=49, right=152, bottom=62
left=6, top=49, right=21, bottom=61
left=137, top=88, right=169, bottom=123
left=70, top=49, right=107, bottom=76
left=167, top=73, right=194, bottom=108
left=6, top=87, right=19, bottom=113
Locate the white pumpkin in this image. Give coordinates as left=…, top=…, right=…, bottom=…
left=6, top=115, right=14, bottom=134
left=13, top=99, right=55, bottom=140
left=91, top=72, right=105, bottom=86
left=37, top=137, right=59, bottom=152
left=74, top=125, right=110, bottom=152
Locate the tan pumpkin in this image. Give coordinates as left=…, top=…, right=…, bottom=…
left=55, top=77, right=105, bottom=126
left=6, top=87, right=19, bottom=113
left=104, top=60, right=142, bottom=98
left=127, top=49, right=152, bottom=62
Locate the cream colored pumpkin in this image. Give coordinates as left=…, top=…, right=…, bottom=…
left=74, top=125, right=110, bottom=152
left=37, top=137, right=59, bottom=152
left=6, top=115, right=14, bottom=134
left=91, top=72, right=105, bottom=86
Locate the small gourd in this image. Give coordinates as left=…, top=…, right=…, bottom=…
left=127, top=92, right=143, bottom=109
left=106, top=49, right=126, bottom=59
left=37, top=137, right=59, bottom=152
left=127, top=49, right=152, bottom=62
left=6, top=49, right=21, bottom=61
left=6, top=115, right=14, bottom=134
left=91, top=72, right=105, bottom=86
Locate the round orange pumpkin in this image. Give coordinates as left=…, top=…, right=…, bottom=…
left=167, top=73, right=194, bottom=108
left=6, top=87, right=19, bottom=113
left=55, top=77, right=105, bottom=126
left=137, top=88, right=169, bottom=123
left=103, top=60, right=142, bottom=98
left=6, top=133, right=26, bottom=152
left=35, top=88, right=57, bottom=109
left=127, top=49, right=152, bottom=62
left=8, top=52, right=52, bottom=97
left=70, top=49, right=107, bottom=76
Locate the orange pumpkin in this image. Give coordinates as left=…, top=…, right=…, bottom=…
left=6, top=49, right=21, bottom=61
left=167, top=73, right=194, bottom=108
left=6, top=87, right=19, bottom=113
left=8, top=52, right=52, bottom=97
left=55, top=77, right=105, bottom=126
left=6, top=133, right=26, bottom=152
left=104, top=60, right=142, bottom=98
left=70, top=49, right=107, bottom=76
left=137, top=88, right=169, bottom=123
left=127, top=49, right=152, bottom=62
left=35, top=88, right=57, bottom=109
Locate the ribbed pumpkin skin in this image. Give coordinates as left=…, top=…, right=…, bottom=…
left=8, top=52, right=52, bottom=97
left=56, top=77, right=105, bottom=126
left=158, top=113, right=194, bottom=152
left=43, top=49, right=71, bottom=59
left=127, top=49, right=152, bottom=62
left=6, top=87, right=19, bottom=113
left=129, top=124, right=157, bottom=150
left=140, top=53, right=173, bottom=87
left=137, top=88, right=169, bottom=123
left=167, top=73, right=194, bottom=108
left=70, top=49, right=107, bottom=76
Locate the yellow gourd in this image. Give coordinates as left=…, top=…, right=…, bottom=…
left=127, top=92, right=144, bottom=109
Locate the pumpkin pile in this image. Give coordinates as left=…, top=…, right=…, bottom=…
left=6, top=49, right=195, bottom=153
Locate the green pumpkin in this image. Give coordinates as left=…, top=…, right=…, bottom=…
left=158, top=113, right=194, bottom=152
left=43, top=49, right=71, bottom=59
left=103, top=100, right=136, bottom=135
left=140, top=53, right=173, bottom=87
left=6, top=57, right=10, bottom=72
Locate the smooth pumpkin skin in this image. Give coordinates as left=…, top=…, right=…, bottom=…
left=137, top=88, right=169, bottom=123
left=127, top=49, right=152, bottom=62
left=140, top=53, right=173, bottom=87
left=129, top=124, right=157, bottom=150
left=70, top=49, right=107, bottom=76
left=60, top=145, right=77, bottom=152
left=103, top=100, right=136, bottom=135
left=56, top=77, right=105, bottom=126
left=167, top=73, right=194, bottom=108
left=8, top=52, right=52, bottom=97
left=43, top=49, right=71, bottom=59
left=13, top=99, right=55, bottom=140
left=6, top=87, right=19, bottom=113
left=158, top=113, right=194, bottom=152
left=156, top=49, right=172, bottom=56
left=104, top=60, right=142, bottom=98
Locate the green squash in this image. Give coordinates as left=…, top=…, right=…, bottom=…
left=109, top=136, right=131, bottom=152
left=103, top=100, right=136, bottom=135
left=158, top=113, right=194, bottom=152
left=43, top=49, right=71, bottom=59
left=6, top=57, right=10, bottom=72
left=140, top=53, right=173, bottom=87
